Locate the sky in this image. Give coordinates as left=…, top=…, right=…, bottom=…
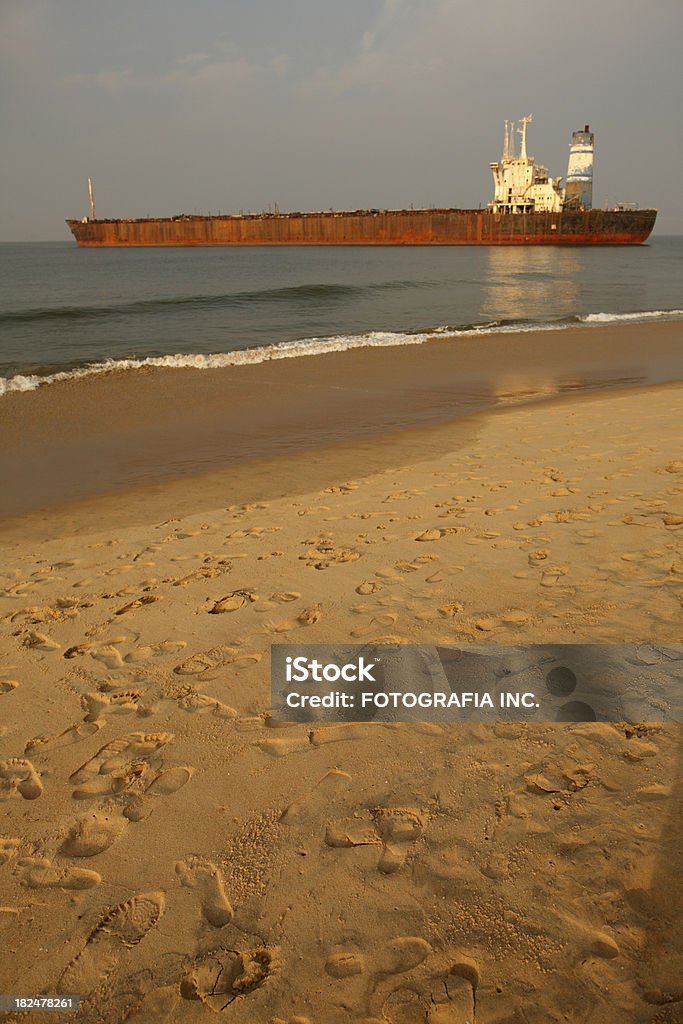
left=1, top=0, right=682, bottom=240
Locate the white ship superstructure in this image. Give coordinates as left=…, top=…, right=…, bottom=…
left=489, top=115, right=593, bottom=214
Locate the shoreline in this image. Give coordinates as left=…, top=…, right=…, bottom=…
left=1, top=319, right=682, bottom=528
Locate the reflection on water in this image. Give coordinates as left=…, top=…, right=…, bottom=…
left=493, top=371, right=647, bottom=406
left=483, top=248, right=581, bottom=322
left=479, top=249, right=654, bottom=405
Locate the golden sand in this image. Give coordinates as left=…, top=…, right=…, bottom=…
left=1, top=369, right=682, bottom=1021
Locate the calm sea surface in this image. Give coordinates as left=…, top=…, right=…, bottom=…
left=0, top=238, right=681, bottom=392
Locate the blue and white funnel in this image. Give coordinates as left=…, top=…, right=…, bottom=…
left=565, top=125, right=594, bottom=209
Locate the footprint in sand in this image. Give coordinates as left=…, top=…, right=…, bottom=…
left=372, top=951, right=479, bottom=1024
left=540, top=565, right=569, bottom=588
left=350, top=613, right=399, bottom=638
left=175, top=855, right=234, bottom=927
left=325, top=805, right=427, bottom=874
left=23, top=630, right=61, bottom=652
left=256, top=735, right=312, bottom=758
left=326, top=951, right=366, bottom=978
left=173, top=646, right=242, bottom=677
left=58, top=892, right=165, bottom=995
left=281, top=769, right=352, bottom=824
left=70, top=732, right=174, bottom=787
left=172, top=566, right=224, bottom=587
left=180, top=946, right=276, bottom=1012
left=324, top=481, right=359, bottom=494
left=325, top=818, right=381, bottom=849
left=267, top=606, right=322, bottom=633
left=124, top=985, right=179, bottom=1022
left=230, top=653, right=262, bottom=671
left=0, top=837, right=21, bottom=864
left=310, top=723, right=373, bottom=746
left=438, top=602, right=464, bottom=617
left=0, top=679, right=19, bottom=694
left=0, top=759, right=43, bottom=800
left=327, top=936, right=432, bottom=981
left=209, top=590, right=257, bottom=614
left=16, top=856, right=101, bottom=890
left=356, top=581, right=385, bottom=595
left=63, top=635, right=126, bottom=660
left=25, top=721, right=102, bottom=756
left=81, top=689, right=144, bottom=722
left=299, top=544, right=360, bottom=570
left=145, top=765, right=194, bottom=796
left=90, top=645, right=126, bottom=670
left=61, top=801, right=131, bottom=857
left=395, top=558, right=436, bottom=573
left=119, top=638, right=187, bottom=664
left=326, top=936, right=435, bottom=1017
left=372, top=807, right=427, bottom=875
left=71, top=761, right=151, bottom=800
left=415, top=530, right=443, bottom=542
left=115, top=594, right=161, bottom=616
left=176, top=691, right=237, bottom=719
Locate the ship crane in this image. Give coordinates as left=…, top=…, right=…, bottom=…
left=518, top=114, right=533, bottom=161
left=88, top=177, right=95, bottom=221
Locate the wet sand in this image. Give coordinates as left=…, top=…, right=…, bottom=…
left=1, top=320, right=682, bottom=522
left=1, top=324, right=682, bottom=1022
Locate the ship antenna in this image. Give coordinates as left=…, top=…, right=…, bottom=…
left=88, top=177, right=95, bottom=221
left=503, top=120, right=509, bottom=160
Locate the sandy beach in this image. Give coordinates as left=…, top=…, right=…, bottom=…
left=1, top=326, right=682, bottom=1023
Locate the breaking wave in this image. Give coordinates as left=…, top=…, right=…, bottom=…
left=580, top=309, right=683, bottom=324
left=1, top=308, right=681, bottom=397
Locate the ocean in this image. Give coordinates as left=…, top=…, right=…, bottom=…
left=1, top=238, right=682, bottom=393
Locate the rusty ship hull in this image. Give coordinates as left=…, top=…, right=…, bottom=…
left=66, top=208, right=656, bottom=247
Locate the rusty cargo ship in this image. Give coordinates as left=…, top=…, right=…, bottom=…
left=67, top=118, right=656, bottom=247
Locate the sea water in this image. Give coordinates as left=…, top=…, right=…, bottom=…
left=1, top=238, right=682, bottom=394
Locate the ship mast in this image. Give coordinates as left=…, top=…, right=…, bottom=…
left=88, top=177, right=95, bottom=221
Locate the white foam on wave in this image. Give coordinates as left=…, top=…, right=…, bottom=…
left=2, top=309, right=681, bottom=397
left=580, top=309, right=683, bottom=324
left=0, top=331, right=433, bottom=396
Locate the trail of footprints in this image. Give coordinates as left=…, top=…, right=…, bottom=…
left=276, top=767, right=481, bottom=1021
left=1, top=719, right=253, bottom=1009
left=52, top=873, right=269, bottom=1012
left=7, top=467, right=676, bottom=1018
left=1, top=725, right=476, bottom=1020
left=1, top=530, right=293, bottom=1010
left=58, top=732, right=193, bottom=857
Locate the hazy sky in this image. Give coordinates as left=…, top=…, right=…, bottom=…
left=2, top=0, right=682, bottom=240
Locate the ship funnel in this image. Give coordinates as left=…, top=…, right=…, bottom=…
left=565, top=126, right=594, bottom=209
